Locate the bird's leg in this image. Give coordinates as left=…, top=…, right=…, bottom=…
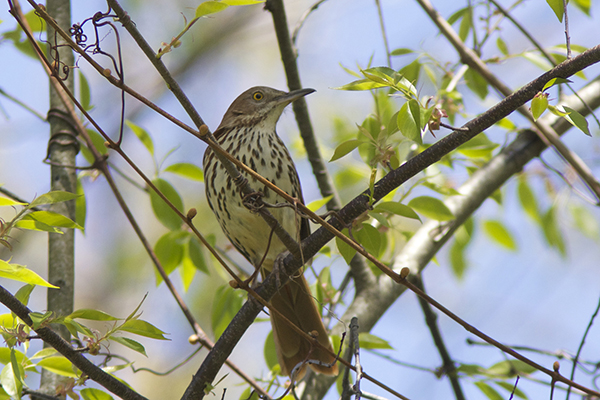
left=270, top=251, right=289, bottom=291
left=243, top=226, right=277, bottom=289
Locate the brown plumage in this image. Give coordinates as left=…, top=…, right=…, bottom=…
left=203, top=86, right=338, bottom=378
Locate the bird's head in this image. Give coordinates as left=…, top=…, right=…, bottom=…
left=217, top=86, right=315, bottom=132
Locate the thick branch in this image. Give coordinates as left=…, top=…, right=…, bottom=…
left=303, top=74, right=600, bottom=400
left=184, top=44, right=600, bottom=400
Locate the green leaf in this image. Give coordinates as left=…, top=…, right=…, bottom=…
left=25, top=211, right=83, bottom=230
left=120, top=319, right=169, bottom=340
left=458, top=7, right=472, bottom=41
left=14, top=285, right=34, bottom=306
left=76, top=177, right=87, bottom=231
left=361, top=66, right=396, bottom=86
left=154, top=231, right=187, bottom=277
left=306, top=195, right=334, bottom=212
left=521, top=51, right=553, bottom=71
left=211, top=285, right=245, bottom=339
left=23, top=9, right=45, bottom=32
left=563, top=106, right=590, bottom=136
left=149, top=178, right=184, bottom=231
left=125, top=120, right=154, bottom=156
left=0, top=260, right=58, bottom=288
left=180, top=253, right=196, bottom=291
left=408, top=196, right=454, bottom=221
left=546, top=0, right=564, bottom=21
left=60, top=317, right=95, bottom=338
left=196, top=1, right=229, bottom=17
left=80, top=129, right=109, bottom=163
left=457, top=363, right=486, bottom=376
left=572, top=0, right=591, bottom=15
left=101, top=362, right=133, bottom=375
left=29, top=191, right=80, bottom=208
left=80, top=388, right=115, bottom=400
left=264, top=331, right=278, bottom=372
left=531, top=93, right=548, bottom=121
left=1, top=359, right=23, bottom=399
left=408, top=99, right=421, bottom=135
left=164, top=162, right=204, bottom=181
left=390, top=48, right=413, bottom=56
left=399, top=59, right=420, bottom=84
left=474, top=381, right=504, bottom=400
left=570, top=204, right=599, bottom=239
left=358, top=333, right=393, bottom=349
left=517, top=176, right=540, bottom=222
left=29, top=348, right=58, bottom=360
left=335, top=231, right=357, bottom=265
left=28, top=311, right=54, bottom=330
left=485, top=360, right=538, bottom=377
left=373, top=201, right=421, bottom=221
left=333, top=79, right=388, bottom=91
left=78, top=70, right=92, bottom=111
left=0, top=314, right=17, bottom=332
left=0, top=197, right=26, bottom=207
left=495, top=117, right=517, bottom=131
left=483, top=220, right=517, bottom=250
left=68, top=309, right=119, bottom=321
left=496, top=37, right=509, bottom=56
left=450, top=236, right=467, bottom=279
left=457, top=134, right=499, bottom=159
left=0, top=348, right=29, bottom=367
left=187, top=235, right=209, bottom=274
left=355, top=223, right=382, bottom=257
left=397, top=102, right=421, bottom=144
left=547, top=104, right=568, bottom=117
left=447, top=7, right=469, bottom=25
left=108, top=336, right=147, bottom=356
left=542, top=77, right=572, bottom=91
left=541, top=206, right=566, bottom=256
left=465, top=67, right=488, bottom=99
left=330, top=139, right=365, bottom=161
left=37, top=356, right=79, bottom=378
left=14, top=218, right=62, bottom=233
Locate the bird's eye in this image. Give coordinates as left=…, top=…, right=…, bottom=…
left=252, top=91, right=264, bottom=101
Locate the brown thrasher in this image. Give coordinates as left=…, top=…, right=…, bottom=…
left=203, top=86, right=338, bottom=378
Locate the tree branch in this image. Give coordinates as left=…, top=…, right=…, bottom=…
left=0, top=285, right=147, bottom=400
left=184, top=44, right=600, bottom=400
left=415, top=0, right=600, bottom=202
left=302, top=73, right=600, bottom=400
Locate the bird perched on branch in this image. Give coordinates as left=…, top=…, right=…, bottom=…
left=203, top=86, right=338, bottom=378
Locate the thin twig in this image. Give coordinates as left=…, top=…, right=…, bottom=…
left=565, top=294, right=600, bottom=400
left=414, top=275, right=465, bottom=400
left=563, top=0, right=571, bottom=59
left=0, top=87, right=46, bottom=120
left=374, top=0, right=391, bottom=68
left=291, top=0, right=328, bottom=51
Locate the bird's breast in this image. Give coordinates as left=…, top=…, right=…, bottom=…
left=203, top=127, right=303, bottom=268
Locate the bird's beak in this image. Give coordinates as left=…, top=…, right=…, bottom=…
left=276, top=88, right=316, bottom=105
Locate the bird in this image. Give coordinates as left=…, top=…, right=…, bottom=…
left=203, top=86, right=338, bottom=378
